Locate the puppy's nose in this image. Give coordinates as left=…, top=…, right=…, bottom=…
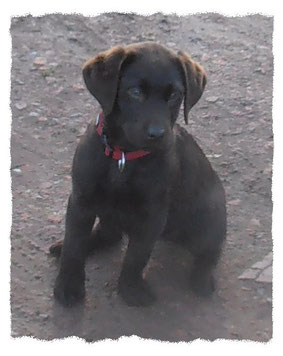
left=147, top=125, right=165, bottom=139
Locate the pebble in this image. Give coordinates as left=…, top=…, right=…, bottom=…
left=12, top=168, right=22, bottom=175
left=249, top=218, right=261, bottom=228
left=206, top=153, right=222, bottom=158
left=15, top=102, right=27, bottom=110
left=15, top=79, right=24, bottom=85
left=228, top=199, right=241, bottom=206
left=256, top=266, right=272, bottom=283
left=251, top=252, right=272, bottom=269
left=41, top=314, right=50, bottom=321
left=47, top=215, right=62, bottom=224
left=40, top=182, right=52, bottom=189
left=49, top=62, right=58, bottom=68
left=72, top=83, right=85, bottom=92
left=45, top=77, right=57, bottom=84
left=238, top=252, right=272, bottom=283
left=206, top=96, right=219, bottom=103
left=37, top=117, right=48, bottom=122
left=29, top=51, right=37, bottom=58
left=33, top=57, right=47, bottom=66
left=29, top=111, right=39, bottom=117
left=70, top=113, right=82, bottom=118
left=238, top=268, right=260, bottom=280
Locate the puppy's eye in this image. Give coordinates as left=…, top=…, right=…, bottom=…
left=127, top=87, right=144, bottom=100
left=165, top=85, right=182, bottom=104
left=166, top=88, right=182, bottom=103
left=169, top=91, right=179, bottom=101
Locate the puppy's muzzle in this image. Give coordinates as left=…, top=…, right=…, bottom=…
left=147, top=125, right=165, bottom=140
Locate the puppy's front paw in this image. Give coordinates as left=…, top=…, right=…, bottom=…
left=54, top=273, right=85, bottom=307
left=118, top=277, right=156, bottom=307
left=190, top=270, right=215, bottom=297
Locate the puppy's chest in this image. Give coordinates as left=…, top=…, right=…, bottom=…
left=95, top=162, right=168, bottom=207
left=96, top=164, right=145, bottom=204
left=107, top=167, right=133, bottom=195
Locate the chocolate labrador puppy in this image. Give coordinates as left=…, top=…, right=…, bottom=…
left=50, top=42, right=226, bottom=307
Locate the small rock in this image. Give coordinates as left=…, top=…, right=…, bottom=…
left=230, top=331, right=240, bottom=337
left=21, top=213, right=31, bottom=220
left=256, top=266, right=272, bottom=283
left=12, top=168, right=22, bottom=175
left=206, top=96, right=219, bottom=103
left=33, top=57, right=47, bottom=66
left=54, top=86, right=64, bottom=95
left=15, top=102, right=27, bottom=110
left=29, top=111, right=39, bottom=117
left=37, top=116, right=48, bottom=122
left=29, top=51, right=37, bottom=58
left=238, top=268, right=260, bottom=280
left=40, top=314, right=49, bottom=321
left=251, top=253, right=272, bottom=269
left=47, top=215, right=62, bottom=224
left=49, top=62, right=59, bottom=68
left=228, top=199, right=241, bottom=206
left=249, top=218, right=261, bottom=227
left=32, top=135, right=41, bottom=140
left=70, top=112, right=82, bottom=118
left=206, top=153, right=222, bottom=158
left=40, top=182, right=52, bottom=189
left=15, top=79, right=24, bottom=85
left=45, top=77, right=57, bottom=84
left=77, top=126, right=87, bottom=137
left=263, top=166, right=272, bottom=175
left=72, top=83, right=85, bottom=92
left=254, top=68, right=266, bottom=74
left=264, top=141, right=273, bottom=149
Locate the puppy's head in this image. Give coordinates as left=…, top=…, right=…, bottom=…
left=83, top=42, right=206, bottom=150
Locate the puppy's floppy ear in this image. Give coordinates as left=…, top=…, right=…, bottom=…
left=82, top=46, right=127, bottom=115
left=177, top=50, right=207, bottom=124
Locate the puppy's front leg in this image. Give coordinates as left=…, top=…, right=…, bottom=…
left=54, top=193, right=96, bottom=306
left=118, top=209, right=167, bottom=307
left=118, top=236, right=156, bottom=307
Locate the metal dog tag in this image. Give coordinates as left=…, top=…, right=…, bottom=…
left=95, top=114, right=100, bottom=126
left=118, top=152, right=126, bottom=172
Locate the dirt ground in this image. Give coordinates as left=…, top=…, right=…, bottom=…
left=10, top=13, right=273, bottom=342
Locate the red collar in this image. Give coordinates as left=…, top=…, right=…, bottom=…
left=96, top=112, right=151, bottom=171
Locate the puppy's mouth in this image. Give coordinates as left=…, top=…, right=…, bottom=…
left=121, top=128, right=172, bottom=152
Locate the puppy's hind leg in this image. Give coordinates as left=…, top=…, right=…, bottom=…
left=190, top=246, right=222, bottom=297
left=49, top=214, right=122, bottom=257
left=88, top=214, right=123, bottom=252
left=189, top=209, right=226, bottom=297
